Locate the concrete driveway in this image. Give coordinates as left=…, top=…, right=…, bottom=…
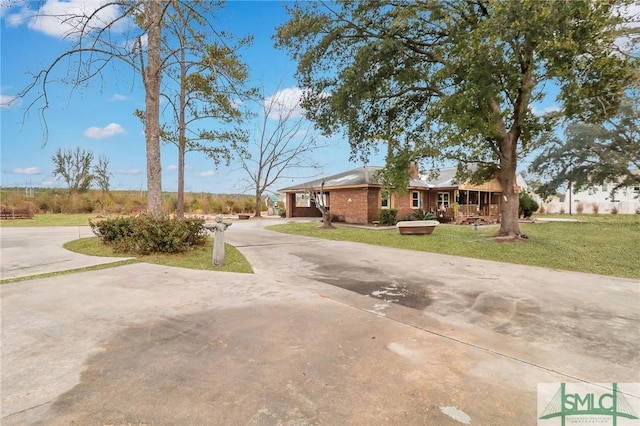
left=1, top=220, right=639, bottom=425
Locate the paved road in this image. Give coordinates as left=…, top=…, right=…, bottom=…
left=1, top=220, right=639, bottom=425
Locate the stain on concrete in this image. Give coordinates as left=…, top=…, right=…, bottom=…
left=294, top=252, right=436, bottom=310
left=37, top=302, right=492, bottom=425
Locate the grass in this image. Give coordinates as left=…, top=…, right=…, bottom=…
left=63, top=237, right=253, bottom=274
left=0, top=213, right=95, bottom=227
left=267, top=214, right=640, bottom=279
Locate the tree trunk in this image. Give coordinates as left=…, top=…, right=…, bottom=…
left=321, top=209, right=332, bottom=228
left=176, top=31, right=187, bottom=219
left=254, top=190, right=262, bottom=217
left=496, top=135, right=521, bottom=238
left=177, top=143, right=185, bottom=218
left=144, top=0, right=163, bottom=218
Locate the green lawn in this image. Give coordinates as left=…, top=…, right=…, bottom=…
left=0, top=213, right=95, bottom=227
left=267, top=215, right=640, bottom=279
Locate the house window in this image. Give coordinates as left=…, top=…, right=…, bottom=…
left=437, top=192, right=450, bottom=210
left=295, top=193, right=310, bottom=207
left=411, top=191, right=420, bottom=209
left=601, top=183, right=608, bottom=192
left=313, top=192, right=328, bottom=207
left=381, top=193, right=390, bottom=209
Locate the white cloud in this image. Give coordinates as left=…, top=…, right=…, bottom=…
left=195, top=170, right=218, bottom=178
left=0, top=93, right=16, bottom=108
left=41, top=179, right=57, bottom=187
left=530, top=105, right=561, bottom=117
left=166, top=164, right=178, bottom=171
left=12, top=167, right=41, bottom=175
left=83, top=122, right=125, bottom=139
left=3, top=0, right=125, bottom=39
left=264, top=87, right=306, bottom=119
left=115, top=168, right=141, bottom=175
left=111, top=93, right=127, bottom=101
left=615, top=3, right=640, bottom=52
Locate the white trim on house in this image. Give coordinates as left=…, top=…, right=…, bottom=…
left=411, top=191, right=420, bottom=209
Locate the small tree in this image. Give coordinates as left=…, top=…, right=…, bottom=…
left=93, top=155, right=112, bottom=193
left=51, top=147, right=94, bottom=194
left=308, top=181, right=333, bottom=228
left=240, top=88, right=324, bottom=217
left=519, top=191, right=539, bottom=219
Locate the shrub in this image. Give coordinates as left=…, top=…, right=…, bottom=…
left=591, top=202, right=600, bottom=214
left=518, top=191, right=539, bottom=219
left=576, top=202, right=584, bottom=214
left=611, top=206, right=619, bottom=215
left=90, top=215, right=208, bottom=255
left=331, top=213, right=345, bottom=223
left=409, top=209, right=437, bottom=221
left=380, top=208, right=398, bottom=225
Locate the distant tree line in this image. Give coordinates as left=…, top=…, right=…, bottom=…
left=0, top=186, right=263, bottom=216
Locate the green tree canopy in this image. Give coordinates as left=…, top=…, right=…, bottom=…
left=275, top=0, right=638, bottom=237
left=155, top=1, right=255, bottom=217
left=530, top=94, right=640, bottom=199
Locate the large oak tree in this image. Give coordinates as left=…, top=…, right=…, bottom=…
left=275, top=0, right=638, bottom=237
left=530, top=94, right=640, bottom=199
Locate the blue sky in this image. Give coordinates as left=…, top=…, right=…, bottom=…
left=4, top=1, right=628, bottom=195
left=1, top=0, right=379, bottom=194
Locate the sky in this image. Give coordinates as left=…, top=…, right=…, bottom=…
left=2, top=1, right=634, bottom=195
left=1, top=0, right=379, bottom=194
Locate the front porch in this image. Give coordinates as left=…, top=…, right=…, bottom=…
left=430, top=189, right=502, bottom=224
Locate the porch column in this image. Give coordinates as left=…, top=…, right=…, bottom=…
left=287, top=193, right=295, bottom=218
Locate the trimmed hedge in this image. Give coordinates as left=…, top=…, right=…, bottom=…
left=90, top=215, right=208, bottom=255
left=380, top=208, right=398, bottom=225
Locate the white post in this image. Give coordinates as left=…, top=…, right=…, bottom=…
left=205, top=216, right=231, bottom=266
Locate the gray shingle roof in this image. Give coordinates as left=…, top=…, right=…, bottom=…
left=418, top=167, right=464, bottom=188
left=279, top=166, right=384, bottom=191
left=280, top=166, right=466, bottom=191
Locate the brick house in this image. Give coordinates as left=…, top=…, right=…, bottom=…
left=280, top=166, right=504, bottom=224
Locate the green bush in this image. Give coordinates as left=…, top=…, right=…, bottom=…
left=519, top=191, right=539, bottom=219
left=89, top=215, right=208, bottom=255
left=380, top=208, right=398, bottom=225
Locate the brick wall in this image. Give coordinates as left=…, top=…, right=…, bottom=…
left=330, top=188, right=370, bottom=224
left=367, top=189, right=380, bottom=223
left=394, top=192, right=412, bottom=220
